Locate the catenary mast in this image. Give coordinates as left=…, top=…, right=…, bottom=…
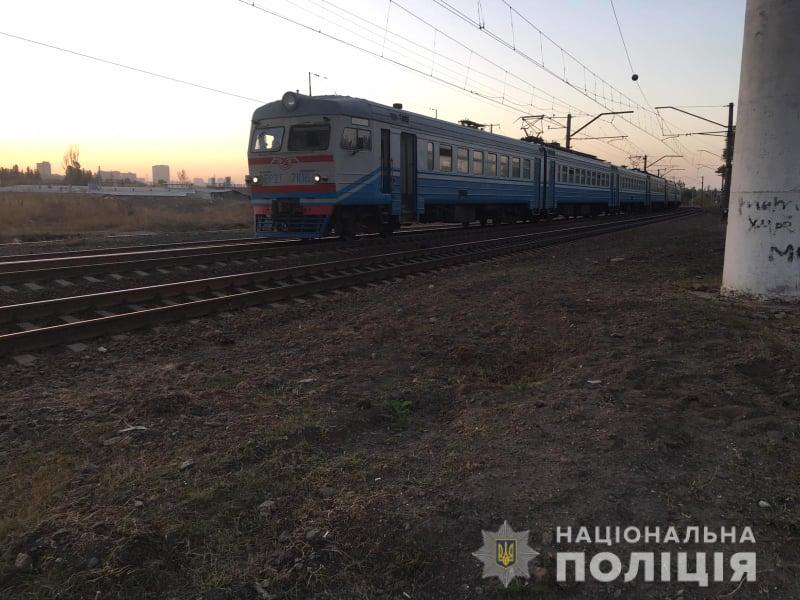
left=721, top=0, right=800, bottom=299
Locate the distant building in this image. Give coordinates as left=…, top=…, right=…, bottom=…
left=36, top=161, right=51, bottom=179
left=152, top=165, right=170, bottom=185
left=192, top=178, right=205, bottom=187
left=207, top=176, right=232, bottom=188
left=98, top=169, right=138, bottom=183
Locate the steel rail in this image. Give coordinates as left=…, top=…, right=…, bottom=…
left=0, top=223, right=465, bottom=266
left=0, top=222, right=537, bottom=282
left=0, top=210, right=700, bottom=355
left=0, top=215, right=662, bottom=325
left=0, top=212, right=689, bottom=283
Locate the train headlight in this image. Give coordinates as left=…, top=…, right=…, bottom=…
left=313, top=174, right=321, bottom=183
left=252, top=176, right=259, bottom=184
left=282, top=91, right=299, bottom=111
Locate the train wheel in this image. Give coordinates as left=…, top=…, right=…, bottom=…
left=479, top=216, right=488, bottom=227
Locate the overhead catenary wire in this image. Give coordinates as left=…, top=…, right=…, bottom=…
left=429, top=0, right=681, bottom=156
left=2, top=4, right=713, bottom=185
left=0, top=30, right=266, bottom=104
left=492, top=0, right=719, bottom=182
left=608, top=0, right=636, bottom=77
left=233, top=0, right=577, bottom=120
left=285, top=0, right=654, bottom=160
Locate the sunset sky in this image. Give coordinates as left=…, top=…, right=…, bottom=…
left=1, top=0, right=745, bottom=186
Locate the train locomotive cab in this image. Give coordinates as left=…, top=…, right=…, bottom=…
left=247, top=92, right=394, bottom=239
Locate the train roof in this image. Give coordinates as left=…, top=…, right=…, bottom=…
left=253, top=93, right=671, bottom=181
left=253, top=94, right=377, bottom=122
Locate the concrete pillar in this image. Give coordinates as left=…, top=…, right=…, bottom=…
left=721, top=0, right=800, bottom=300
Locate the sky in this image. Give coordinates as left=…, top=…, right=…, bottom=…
left=0, top=0, right=745, bottom=186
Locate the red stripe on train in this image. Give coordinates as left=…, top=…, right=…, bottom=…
left=253, top=205, right=333, bottom=216
left=251, top=183, right=336, bottom=193
left=248, top=154, right=334, bottom=165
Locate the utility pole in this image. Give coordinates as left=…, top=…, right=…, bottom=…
left=308, top=72, right=326, bottom=96
left=565, top=114, right=571, bottom=149
left=564, top=110, right=633, bottom=149
left=655, top=104, right=735, bottom=208
left=722, top=101, right=735, bottom=209
left=722, top=0, right=800, bottom=299
left=701, top=175, right=704, bottom=207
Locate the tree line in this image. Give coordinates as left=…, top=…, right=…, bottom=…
left=1, top=145, right=95, bottom=187
left=0, top=165, right=42, bottom=186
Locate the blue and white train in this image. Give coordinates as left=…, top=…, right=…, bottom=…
left=247, top=92, right=681, bottom=238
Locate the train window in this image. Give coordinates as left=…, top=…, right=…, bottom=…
left=473, top=150, right=484, bottom=175
left=591, top=171, right=596, bottom=186
left=288, top=124, right=330, bottom=151
left=568, top=167, right=575, bottom=184
left=439, top=145, right=452, bottom=172
left=534, top=158, right=541, bottom=181
left=426, top=142, right=434, bottom=170
left=357, top=129, right=371, bottom=150
left=341, top=127, right=357, bottom=150
left=522, top=158, right=531, bottom=179
left=561, top=165, right=568, bottom=183
left=500, top=155, right=509, bottom=177
left=580, top=169, right=586, bottom=185
left=252, top=126, right=284, bottom=152
left=341, top=127, right=371, bottom=151
left=511, top=157, right=521, bottom=178
left=487, top=153, right=497, bottom=176
left=457, top=147, right=469, bottom=173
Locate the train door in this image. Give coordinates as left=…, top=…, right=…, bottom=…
left=608, top=171, right=619, bottom=210
left=613, top=172, right=620, bottom=210
left=547, top=159, right=556, bottom=211
left=533, top=157, right=542, bottom=213
left=380, top=129, right=392, bottom=196
left=400, top=132, right=418, bottom=222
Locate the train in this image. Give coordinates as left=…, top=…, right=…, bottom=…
left=246, top=91, right=681, bottom=238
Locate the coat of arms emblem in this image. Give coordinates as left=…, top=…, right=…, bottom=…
left=473, top=521, right=539, bottom=587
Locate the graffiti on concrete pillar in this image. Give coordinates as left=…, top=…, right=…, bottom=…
left=737, top=196, right=799, bottom=261
left=768, top=244, right=794, bottom=262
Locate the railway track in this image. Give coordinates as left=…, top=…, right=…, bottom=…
left=0, top=209, right=700, bottom=356
left=0, top=222, right=516, bottom=286
left=0, top=221, right=464, bottom=265
left=0, top=214, right=679, bottom=289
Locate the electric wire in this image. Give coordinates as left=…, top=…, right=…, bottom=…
left=0, top=30, right=265, bottom=104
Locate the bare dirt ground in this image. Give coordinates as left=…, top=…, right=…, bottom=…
left=1, top=212, right=799, bottom=599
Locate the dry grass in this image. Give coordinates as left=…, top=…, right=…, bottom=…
left=0, top=192, right=251, bottom=239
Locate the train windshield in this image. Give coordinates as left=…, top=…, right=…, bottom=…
left=288, top=124, right=331, bottom=151
left=252, top=127, right=284, bottom=152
